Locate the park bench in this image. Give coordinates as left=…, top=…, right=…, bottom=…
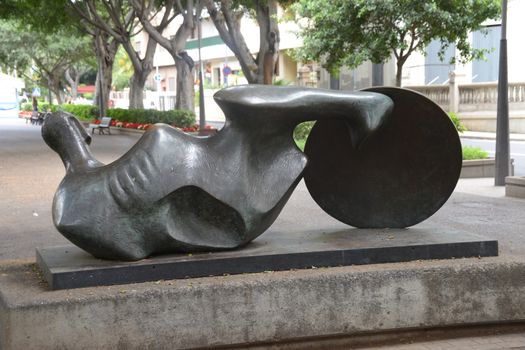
left=89, top=117, right=112, bottom=135
left=30, top=111, right=49, bottom=126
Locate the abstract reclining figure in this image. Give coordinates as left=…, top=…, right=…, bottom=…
left=42, top=85, right=462, bottom=261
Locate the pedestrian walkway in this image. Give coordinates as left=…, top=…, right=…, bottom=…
left=461, top=130, right=525, bottom=141
left=358, top=330, right=525, bottom=349
left=455, top=177, right=506, bottom=198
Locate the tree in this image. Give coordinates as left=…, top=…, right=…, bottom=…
left=131, top=0, right=203, bottom=112
left=65, top=62, right=95, bottom=101
left=68, top=1, right=174, bottom=109
left=294, top=0, right=500, bottom=87
left=0, top=20, right=93, bottom=104
left=112, top=46, right=134, bottom=91
left=92, top=31, right=119, bottom=117
left=204, top=0, right=284, bottom=84
left=0, top=0, right=117, bottom=115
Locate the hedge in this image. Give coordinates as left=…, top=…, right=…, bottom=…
left=107, top=108, right=195, bottom=128
left=45, top=104, right=195, bottom=127
left=21, top=102, right=59, bottom=113
left=462, top=146, right=489, bottom=160
left=61, top=104, right=99, bottom=120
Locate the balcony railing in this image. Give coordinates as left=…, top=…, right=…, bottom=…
left=406, top=82, right=525, bottom=113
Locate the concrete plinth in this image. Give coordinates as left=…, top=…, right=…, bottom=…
left=2, top=257, right=525, bottom=350
left=506, top=176, right=525, bottom=198
left=36, top=228, right=497, bottom=290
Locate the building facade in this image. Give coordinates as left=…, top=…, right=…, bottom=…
left=128, top=8, right=302, bottom=116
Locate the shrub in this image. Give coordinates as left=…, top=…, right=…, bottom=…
left=295, top=138, right=306, bottom=151
left=293, top=121, right=315, bottom=142
left=60, top=104, right=99, bottom=121
left=448, top=112, right=467, bottom=133
left=39, top=102, right=59, bottom=113
left=462, top=146, right=489, bottom=160
left=106, top=108, right=195, bottom=127
left=273, top=79, right=293, bottom=86
left=20, top=102, right=59, bottom=112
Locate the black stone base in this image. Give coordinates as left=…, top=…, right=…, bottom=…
left=37, top=227, right=498, bottom=290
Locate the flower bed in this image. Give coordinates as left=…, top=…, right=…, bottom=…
left=18, top=111, right=32, bottom=119
left=91, top=118, right=215, bottom=133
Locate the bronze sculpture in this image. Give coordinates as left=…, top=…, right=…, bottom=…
left=42, top=85, right=461, bottom=261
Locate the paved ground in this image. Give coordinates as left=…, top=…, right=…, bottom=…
left=0, top=116, right=141, bottom=261
left=374, top=336, right=525, bottom=350
left=2, top=116, right=525, bottom=348
left=461, top=136, right=525, bottom=175
left=363, top=333, right=525, bottom=350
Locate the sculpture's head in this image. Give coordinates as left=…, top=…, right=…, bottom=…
left=42, top=112, right=92, bottom=154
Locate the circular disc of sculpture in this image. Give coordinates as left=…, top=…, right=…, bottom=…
left=303, top=87, right=462, bottom=228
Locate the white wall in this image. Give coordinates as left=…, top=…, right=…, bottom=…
left=507, top=0, right=525, bottom=82
left=0, top=73, right=24, bottom=118
left=403, top=0, right=524, bottom=86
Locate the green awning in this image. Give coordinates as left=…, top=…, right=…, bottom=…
left=185, top=35, right=224, bottom=50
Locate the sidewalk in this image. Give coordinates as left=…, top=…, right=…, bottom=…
left=461, top=130, right=525, bottom=141
left=358, top=330, right=525, bottom=350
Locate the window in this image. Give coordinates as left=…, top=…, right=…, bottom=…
left=472, top=25, right=501, bottom=82
left=425, top=40, right=455, bottom=85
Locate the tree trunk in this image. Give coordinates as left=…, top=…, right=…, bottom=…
left=94, top=63, right=114, bottom=115
left=123, top=37, right=157, bottom=109
left=129, top=72, right=148, bottom=109
left=65, top=68, right=78, bottom=100
left=256, top=0, right=279, bottom=84
left=130, top=0, right=199, bottom=113
left=48, top=76, right=63, bottom=105
left=395, top=59, right=404, bottom=87
left=175, top=53, right=195, bottom=111
left=93, top=33, right=118, bottom=117
left=206, top=0, right=280, bottom=85
left=206, top=1, right=257, bottom=83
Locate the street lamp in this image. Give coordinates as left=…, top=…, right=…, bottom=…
left=495, top=0, right=509, bottom=186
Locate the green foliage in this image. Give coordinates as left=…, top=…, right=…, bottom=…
left=293, top=0, right=500, bottom=79
left=294, top=138, right=306, bottom=151
left=112, top=46, right=133, bottom=91
left=39, top=102, right=59, bottom=112
left=0, top=19, right=94, bottom=100
left=273, top=79, right=293, bottom=86
left=462, top=146, right=489, bottom=160
left=60, top=104, right=99, bottom=121
left=448, top=112, right=467, bottom=133
left=21, top=101, right=59, bottom=112
left=106, top=108, right=196, bottom=127
left=293, top=121, right=315, bottom=141
left=0, top=0, right=74, bottom=33
left=59, top=104, right=196, bottom=127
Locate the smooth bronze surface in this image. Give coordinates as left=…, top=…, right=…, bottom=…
left=304, top=87, right=462, bottom=228
left=42, top=85, right=392, bottom=260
